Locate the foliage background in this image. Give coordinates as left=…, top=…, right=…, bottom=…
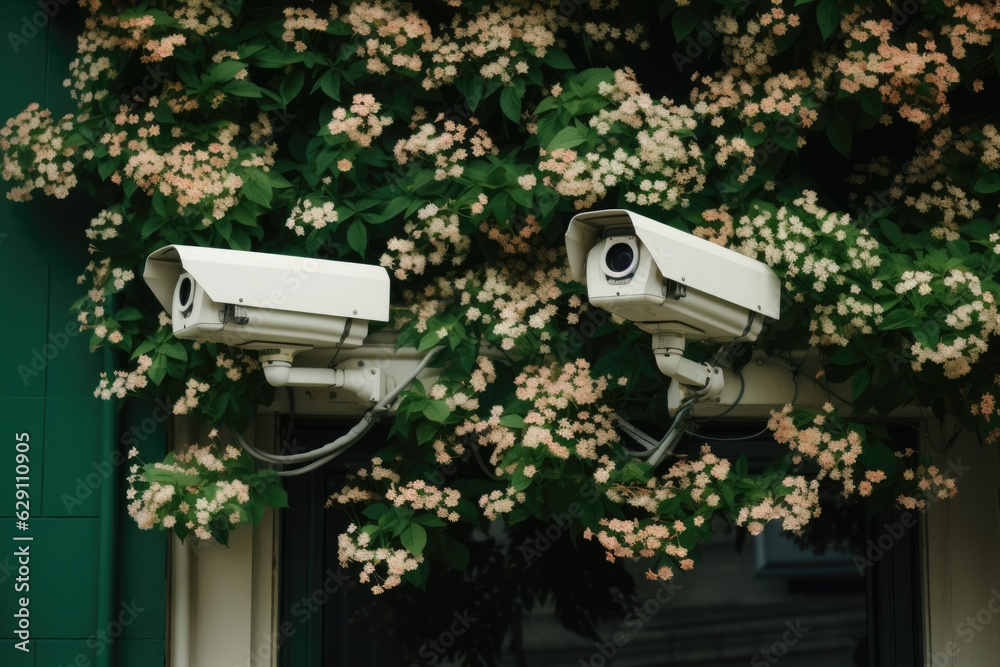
left=2, top=0, right=998, bottom=662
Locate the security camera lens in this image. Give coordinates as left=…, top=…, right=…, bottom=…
left=605, top=243, right=635, bottom=274
left=178, top=275, right=194, bottom=313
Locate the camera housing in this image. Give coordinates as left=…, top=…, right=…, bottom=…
left=143, top=245, right=390, bottom=352
left=566, top=209, right=780, bottom=341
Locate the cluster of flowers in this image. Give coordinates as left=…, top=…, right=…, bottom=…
left=455, top=359, right=623, bottom=517
left=837, top=6, right=961, bottom=130
left=729, top=191, right=884, bottom=346
left=342, top=1, right=433, bottom=76
left=334, top=1, right=643, bottom=89
left=0, top=103, right=78, bottom=201
left=85, top=208, right=124, bottom=241
left=327, top=456, right=401, bottom=507
left=328, top=94, right=394, bottom=149
left=905, top=269, right=999, bottom=379
left=396, top=245, right=576, bottom=354
left=604, top=445, right=732, bottom=512
left=78, top=256, right=134, bottom=300
left=893, top=449, right=959, bottom=510
left=214, top=351, right=260, bottom=383
left=479, top=214, right=544, bottom=255
left=971, top=389, right=1000, bottom=444
left=385, top=480, right=462, bottom=523
left=328, top=457, right=461, bottom=593
left=539, top=68, right=705, bottom=211
left=582, top=445, right=732, bottom=578
left=379, top=203, right=470, bottom=280
left=95, top=354, right=153, bottom=400
left=118, top=122, right=247, bottom=221
left=172, top=0, right=234, bottom=37
left=583, top=518, right=693, bottom=581
left=425, top=3, right=559, bottom=87
left=281, top=6, right=331, bottom=53
left=847, top=126, right=982, bottom=242
left=768, top=403, right=876, bottom=499
left=393, top=113, right=497, bottom=181
left=126, top=432, right=254, bottom=541
left=735, top=475, right=820, bottom=536
left=285, top=197, right=339, bottom=237
left=337, top=526, right=423, bottom=594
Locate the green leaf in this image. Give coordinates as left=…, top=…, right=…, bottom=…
left=114, top=306, right=144, bottom=322
left=161, top=342, right=188, bottom=362
left=241, top=170, right=273, bottom=207
left=412, top=514, right=447, bottom=527
left=314, top=70, right=341, bottom=101
left=973, top=172, right=1000, bottom=194
left=208, top=60, right=249, bottom=84
left=256, top=476, right=289, bottom=508
left=817, top=0, right=841, bottom=40
left=544, top=47, right=574, bottom=69
left=418, top=328, right=444, bottom=352
left=443, top=540, right=470, bottom=571
left=459, top=77, right=486, bottom=111
left=671, top=7, right=698, bottom=42
left=499, top=414, right=526, bottom=429
left=500, top=85, right=523, bottom=123
left=547, top=126, right=588, bottom=151
left=279, top=69, right=305, bottom=106
left=400, top=523, right=428, bottom=556
left=422, top=401, right=451, bottom=423
left=879, top=308, right=920, bottom=330
left=362, top=503, right=390, bottom=520
left=347, top=219, right=367, bottom=256
left=852, top=368, right=871, bottom=400
left=859, top=90, right=883, bottom=119
left=511, top=468, right=532, bottom=491
left=415, top=421, right=438, bottom=445
left=618, top=460, right=651, bottom=484
left=825, top=113, right=851, bottom=157
left=878, top=219, right=903, bottom=247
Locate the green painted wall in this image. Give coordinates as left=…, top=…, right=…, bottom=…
left=0, top=2, right=167, bottom=665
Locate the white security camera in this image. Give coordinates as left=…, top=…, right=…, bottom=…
left=566, top=209, right=781, bottom=432
left=144, top=245, right=400, bottom=402
left=566, top=209, right=780, bottom=342
left=144, top=245, right=390, bottom=353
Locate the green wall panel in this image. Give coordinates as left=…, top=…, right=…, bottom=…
left=33, top=639, right=96, bottom=667
left=42, top=397, right=103, bottom=517
left=0, top=2, right=166, bottom=665
left=0, top=400, right=44, bottom=519
left=0, top=517, right=99, bottom=639
left=117, top=400, right=168, bottom=642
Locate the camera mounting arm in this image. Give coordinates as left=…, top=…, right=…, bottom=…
left=652, top=333, right=728, bottom=401
left=259, top=349, right=383, bottom=404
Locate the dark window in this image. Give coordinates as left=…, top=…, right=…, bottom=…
left=280, top=419, right=921, bottom=666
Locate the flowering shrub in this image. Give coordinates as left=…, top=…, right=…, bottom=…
left=3, top=0, right=998, bottom=607
left=126, top=430, right=287, bottom=545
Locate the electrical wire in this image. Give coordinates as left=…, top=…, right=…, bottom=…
left=233, top=346, right=444, bottom=474
left=621, top=394, right=699, bottom=466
